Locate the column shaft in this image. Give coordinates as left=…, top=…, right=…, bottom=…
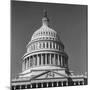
left=31, top=84, right=32, bottom=88
left=61, top=81, right=63, bottom=86
left=55, top=54, right=57, bottom=65
left=63, top=56, right=65, bottom=67
left=41, top=83, right=43, bottom=88
left=26, top=59, right=27, bottom=69
left=29, top=57, right=30, bottom=67
left=61, top=56, right=63, bottom=67
left=55, top=43, right=56, bottom=49
left=46, top=82, right=48, bottom=87
left=52, top=42, right=53, bottom=48
left=45, top=54, right=47, bottom=65
left=66, top=81, right=68, bottom=86
left=78, top=81, right=80, bottom=85
left=53, top=54, right=56, bottom=65
left=52, top=82, right=54, bottom=87
left=37, top=55, right=39, bottom=66
left=14, top=86, right=16, bottom=90
left=50, top=54, right=51, bottom=64
left=27, top=57, right=29, bottom=68
left=41, top=54, right=43, bottom=65
left=20, top=85, right=21, bottom=90
left=74, top=82, right=76, bottom=85
left=35, top=55, right=37, bottom=66
left=22, top=61, right=24, bottom=71
left=39, top=55, right=41, bottom=65
left=45, top=42, right=46, bottom=48
left=58, top=54, right=60, bottom=65
left=57, top=82, right=58, bottom=87
left=27, top=58, right=28, bottom=69
left=49, top=42, right=50, bottom=49
left=36, top=83, right=38, bottom=88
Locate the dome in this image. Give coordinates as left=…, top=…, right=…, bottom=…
left=29, top=11, right=60, bottom=44
left=21, top=10, right=68, bottom=74
left=26, top=10, right=64, bottom=54
left=31, top=23, right=59, bottom=42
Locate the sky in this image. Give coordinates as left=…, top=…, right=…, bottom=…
left=11, top=1, right=87, bottom=79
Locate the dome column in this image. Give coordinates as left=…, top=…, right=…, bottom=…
left=49, top=54, right=52, bottom=64
left=27, top=57, right=29, bottom=68
left=33, top=55, right=35, bottom=67
left=61, top=55, right=63, bottom=67
left=24, top=60, right=25, bottom=71
left=48, top=42, right=50, bottom=49
left=22, top=61, right=24, bottom=71
left=29, top=57, right=30, bottom=68
left=41, top=54, right=43, bottom=65
left=35, top=55, right=37, bottom=66
left=59, top=55, right=61, bottom=67
left=56, top=54, right=58, bottom=65
left=52, top=42, right=53, bottom=48
left=26, top=58, right=27, bottom=69
left=25, top=58, right=27, bottom=69
left=63, top=56, right=64, bottom=67
left=45, top=42, right=47, bottom=48
left=30, top=56, right=33, bottom=67
left=53, top=54, right=56, bottom=65
left=32, top=56, right=34, bottom=67
left=55, top=43, right=56, bottom=49
left=25, top=59, right=26, bottom=70
left=45, top=54, right=47, bottom=65
left=37, top=54, right=40, bottom=66
left=57, top=54, right=60, bottom=66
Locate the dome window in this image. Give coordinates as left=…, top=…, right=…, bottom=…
left=50, top=42, right=52, bottom=48
left=50, top=37, right=51, bottom=40
left=49, top=32, right=50, bottom=35
left=41, top=32, right=42, bottom=35
left=43, top=37, right=45, bottom=39
left=46, top=37, right=48, bottom=40
left=51, top=32, right=53, bottom=36
left=43, top=43, right=45, bottom=48
left=46, top=32, right=48, bottom=34
left=53, top=43, right=55, bottom=49
left=46, top=42, right=48, bottom=48
left=39, top=43, right=41, bottom=49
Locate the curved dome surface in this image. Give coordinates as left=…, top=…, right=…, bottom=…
left=31, top=25, right=58, bottom=41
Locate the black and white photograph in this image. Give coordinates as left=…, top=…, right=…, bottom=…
left=11, top=0, right=88, bottom=90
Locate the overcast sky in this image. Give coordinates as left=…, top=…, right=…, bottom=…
left=11, top=1, right=87, bottom=79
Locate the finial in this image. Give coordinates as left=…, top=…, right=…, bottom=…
left=42, top=9, right=49, bottom=26
left=43, top=9, right=47, bottom=17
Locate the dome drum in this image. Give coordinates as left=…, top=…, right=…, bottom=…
left=27, top=40, right=64, bottom=53
left=22, top=52, right=68, bottom=72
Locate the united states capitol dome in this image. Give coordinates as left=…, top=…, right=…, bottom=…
left=22, top=10, right=68, bottom=76
left=25, top=10, right=65, bottom=57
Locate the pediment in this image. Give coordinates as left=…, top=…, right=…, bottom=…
left=31, top=70, right=68, bottom=80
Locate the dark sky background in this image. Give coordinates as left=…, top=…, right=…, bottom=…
left=11, top=1, right=87, bottom=79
